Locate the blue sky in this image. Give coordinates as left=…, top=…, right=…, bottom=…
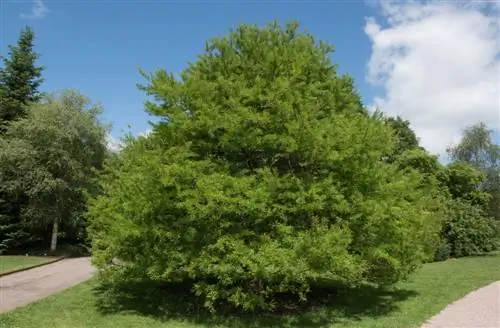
left=2, top=1, right=499, bottom=153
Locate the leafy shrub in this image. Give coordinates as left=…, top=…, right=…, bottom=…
left=440, top=161, right=491, bottom=209
left=433, top=238, right=452, bottom=262
left=436, top=161, right=499, bottom=260
left=0, top=199, right=34, bottom=254
left=440, top=199, right=499, bottom=258
left=88, top=22, right=443, bottom=312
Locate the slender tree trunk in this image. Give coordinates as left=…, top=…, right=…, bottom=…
left=50, top=219, right=58, bottom=252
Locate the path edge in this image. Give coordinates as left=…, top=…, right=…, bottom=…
left=0, top=256, right=66, bottom=277
left=419, top=280, right=500, bottom=328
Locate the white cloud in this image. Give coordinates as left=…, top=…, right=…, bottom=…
left=106, top=134, right=123, bottom=153
left=106, top=130, right=152, bottom=152
left=20, top=0, right=50, bottom=20
left=138, top=129, right=152, bottom=139
left=365, top=0, right=500, bottom=156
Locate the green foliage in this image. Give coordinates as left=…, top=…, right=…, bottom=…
left=396, top=149, right=440, bottom=176
left=0, top=200, right=23, bottom=253
left=0, top=90, right=108, bottom=251
left=0, top=188, right=37, bottom=254
left=396, top=149, right=444, bottom=196
left=437, top=161, right=498, bottom=260
left=88, top=22, right=442, bottom=312
left=387, top=146, right=495, bottom=263
left=440, top=161, right=490, bottom=208
left=447, top=122, right=500, bottom=221
left=0, top=26, right=45, bottom=252
left=448, top=122, right=499, bottom=169
left=393, top=149, right=456, bottom=263
left=440, top=199, right=499, bottom=258
left=487, top=171, right=500, bottom=221
left=0, top=26, right=44, bottom=131
left=0, top=216, right=30, bottom=254
left=385, top=116, right=421, bottom=157
left=433, top=238, right=452, bottom=262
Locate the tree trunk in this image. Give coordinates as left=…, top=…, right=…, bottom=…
left=50, top=220, right=58, bottom=252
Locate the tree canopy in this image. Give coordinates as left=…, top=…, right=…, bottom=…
left=0, top=90, right=108, bottom=252
left=0, top=26, right=44, bottom=131
left=447, top=122, right=500, bottom=221
left=88, top=22, right=443, bottom=312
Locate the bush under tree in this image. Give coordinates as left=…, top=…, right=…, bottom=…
left=88, top=22, right=443, bottom=312
left=436, top=161, right=499, bottom=260
left=440, top=199, right=498, bottom=259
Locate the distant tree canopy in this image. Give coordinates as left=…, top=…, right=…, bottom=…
left=0, top=90, right=108, bottom=252
left=0, top=26, right=44, bottom=132
left=447, top=122, right=500, bottom=221
left=88, top=22, right=443, bottom=312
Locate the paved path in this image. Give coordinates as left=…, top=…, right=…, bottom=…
left=421, top=281, right=500, bottom=328
left=0, top=257, right=95, bottom=314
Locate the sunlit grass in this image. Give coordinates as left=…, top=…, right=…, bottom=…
left=0, top=256, right=55, bottom=275
left=1, top=252, right=499, bottom=328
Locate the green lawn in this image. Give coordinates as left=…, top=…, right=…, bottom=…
left=1, top=253, right=499, bottom=328
left=0, top=256, right=55, bottom=275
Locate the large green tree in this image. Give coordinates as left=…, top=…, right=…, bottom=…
left=0, top=90, right=108, bottom=252
left=0, top=26, right=44, bottom=131
left=448, top=122, right=500, bottom=221
left=88, top=22, right=443, bottom=312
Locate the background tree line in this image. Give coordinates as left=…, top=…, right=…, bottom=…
left=1, top=23, right=498, bottom=312
left=0, top=27, right=108, bottom=255
left=384, top=116, right=499, bottom=260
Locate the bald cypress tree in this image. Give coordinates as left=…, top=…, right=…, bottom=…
left=89, top=22, right=444, bottom=312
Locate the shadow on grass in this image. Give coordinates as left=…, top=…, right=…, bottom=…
left=93, top=280, right=418, bottom=328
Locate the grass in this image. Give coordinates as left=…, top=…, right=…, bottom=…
left=1, top=253, right=499, bottom=328
left=0, top=255, right=55, bottom=275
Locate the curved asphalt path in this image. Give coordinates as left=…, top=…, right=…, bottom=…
left=0, top=257, right=95, bottom=314
left=421, top=281, right=500, bottom=328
